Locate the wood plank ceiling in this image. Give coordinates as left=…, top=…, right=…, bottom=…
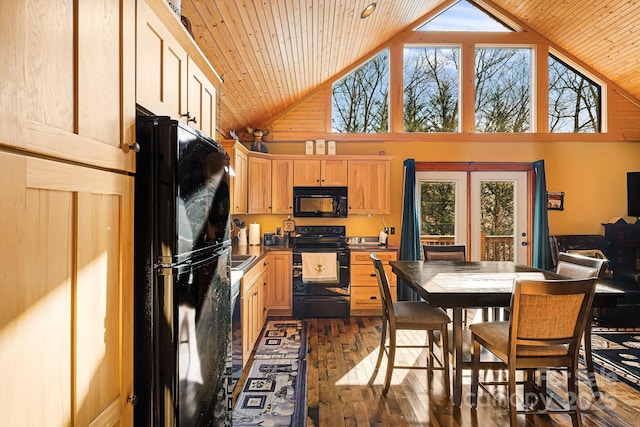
left=180, top=0, right=640, bottom=139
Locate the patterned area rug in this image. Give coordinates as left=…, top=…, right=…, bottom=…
left=232, top=320, right=307, bottom=426
left=591, top=327, right=640, bottom=392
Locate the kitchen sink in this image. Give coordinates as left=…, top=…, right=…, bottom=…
left=230, top=254, right=257, bottom=271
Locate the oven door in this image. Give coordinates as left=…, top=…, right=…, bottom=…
left=292, top=249, right=350, bottom=296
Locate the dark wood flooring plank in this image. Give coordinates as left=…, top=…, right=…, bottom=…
left=300, top=316, right=640, bottom=426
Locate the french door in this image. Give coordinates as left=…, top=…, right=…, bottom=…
left=416, top=170, right=529, bottom=264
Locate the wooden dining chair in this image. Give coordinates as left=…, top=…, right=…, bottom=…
left=470, top=277, right=597, bottom=427
left=555, top=252, right=606, bottom=399
left=556, top=252, right=607, bottom=278
left=423, top=244, right=466, bottom=261
left=423, top=244, right=490, bottom=324
left=369, top=252, right=451, bottom=396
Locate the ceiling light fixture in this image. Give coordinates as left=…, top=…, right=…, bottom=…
left=360, top=2, right=377, bottom=19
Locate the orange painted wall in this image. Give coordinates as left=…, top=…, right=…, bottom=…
left=233, top=139, right=640, bottom=247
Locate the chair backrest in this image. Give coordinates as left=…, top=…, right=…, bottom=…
left=508, top=277, right=596, bottom=359
left=370, top=252, right=395, bottom=323
left=556, top=252, right=606, bottom=279
left=423, top=244, right=466, bottom=261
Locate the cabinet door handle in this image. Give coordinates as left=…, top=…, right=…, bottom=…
left=370, top=273, right=376, bottom=277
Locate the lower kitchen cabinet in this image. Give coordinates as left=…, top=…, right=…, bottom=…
left=268, top=251, right=293, bottom=315
left=0, top=151, right=134, bottom=425
left=350, top=250, right=398, bottom=315
left=240, top=258, right=269, bottom=367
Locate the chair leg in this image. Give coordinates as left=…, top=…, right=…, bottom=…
left=582, top=317, right=600, bottom=400
left=382, top=327, right=396, bottom=395
left=369, top=318, right=387, bottom=387
left=471, top=339, right=480, bottom=407
left=441, top=324, right=450, bottom=397
left=427, top=330, right=435, bottom=368
left=567, top=366, right=583, bottom=427
left=508, top=365, right=518, bottom=427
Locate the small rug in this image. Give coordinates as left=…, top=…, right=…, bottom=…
left=590, top=327, right=640, bottom=392
left=232, top=320, right=307, bottom=426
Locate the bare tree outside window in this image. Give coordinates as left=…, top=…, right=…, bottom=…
left=475, top=48, right=531, bottom=132
left=404, top=47, right=460, bottom=132
left=548, top=54, right=601, bottom=132
left=332, top=50, right=389, bottom=133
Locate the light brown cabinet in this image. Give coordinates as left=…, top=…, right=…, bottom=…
left=137, top=0, right=188, bottom=124
left=187, top=56, right=217, bottom=137
left=0, top=151, right=134, bottom=425
left=240, top=258, right=269, bottom=367
left=268, top=251, right=293, bottom=315
left=244, top=154, right=391, bottom=215
left=272, top=159, right=294, bottom=214
left=136, top=0, right=221, bottom=138
left=347, top=160, right=391, bottom=214
left=0, top=0, right=135, bottom=173
left=293, top=158, right=348, bottom=186
left=0, top=1, right=136, bottom=425
left=222, top=141, right=249, bottom=214
left=350, top=250, right=397, bottom=315
left=248, top=155, right=272, bottom=213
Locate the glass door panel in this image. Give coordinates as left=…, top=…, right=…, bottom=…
left=470, top=172, right=528, bottom=263
left=416, top=172, right=468, bottom=248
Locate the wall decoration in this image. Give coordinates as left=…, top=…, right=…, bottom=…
left=547, top=191, right=564, bottom=210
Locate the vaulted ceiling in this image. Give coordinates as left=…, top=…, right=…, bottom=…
left=181, top=0, right=640, bottom=139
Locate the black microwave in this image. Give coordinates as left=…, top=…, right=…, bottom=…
left=293, top=186, right=348, bottom=218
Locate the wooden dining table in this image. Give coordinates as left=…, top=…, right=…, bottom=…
left=389, top=260, right=625, bottom=406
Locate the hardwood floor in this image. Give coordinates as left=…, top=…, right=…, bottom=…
left=302, top=316, right=640, bottom=427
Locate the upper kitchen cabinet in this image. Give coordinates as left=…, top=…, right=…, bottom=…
left=221, top=140, right=249, bottom=214
left=0, top=0, right=136, bottom=172
left=272, top=159, right=294, bottom=214
left=293, top=158, right=348, bottom=186
left=136, top=0, right=221, bottom=139
left=136, top=0, right=187, bottom=122
left=248, top=155, right=272, bottom=213
left=347, top=159, right=391, bottom=214
left=186, top=57, right=217, bottom=137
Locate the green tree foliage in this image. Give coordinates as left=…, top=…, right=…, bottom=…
left=420, top=182, right=456, bottom=235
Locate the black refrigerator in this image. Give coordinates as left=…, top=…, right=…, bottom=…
left=134, top=115, right=232, bottom=426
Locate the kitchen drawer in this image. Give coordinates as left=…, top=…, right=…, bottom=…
left=242, top=256, right=268, bottom=294
left=351, top=264, right=396, bottom=286
left=351, top=250, right=397, bottom=265
left=350, top=286, right=396, bottom=313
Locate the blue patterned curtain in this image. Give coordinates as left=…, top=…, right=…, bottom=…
left=533, top=160, right=551, bottom=270
left=398, top=159, right=421, bottom=301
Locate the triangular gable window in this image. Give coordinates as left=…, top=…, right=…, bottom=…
left=418, top=0, right=513, bottom=32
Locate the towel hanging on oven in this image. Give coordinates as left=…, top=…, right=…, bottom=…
left=301, top=252, right=338, bottom=282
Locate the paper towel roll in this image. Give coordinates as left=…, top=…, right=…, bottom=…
left=249, top=223, right=261, bottom=245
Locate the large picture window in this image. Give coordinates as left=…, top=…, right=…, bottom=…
left=404, top=46, right=460, bottom=132
left=475, top=47, right=532, bottom=133
left=331, top=50, right=389, bottom=133
left=548, top=54, right=601, bottom=133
